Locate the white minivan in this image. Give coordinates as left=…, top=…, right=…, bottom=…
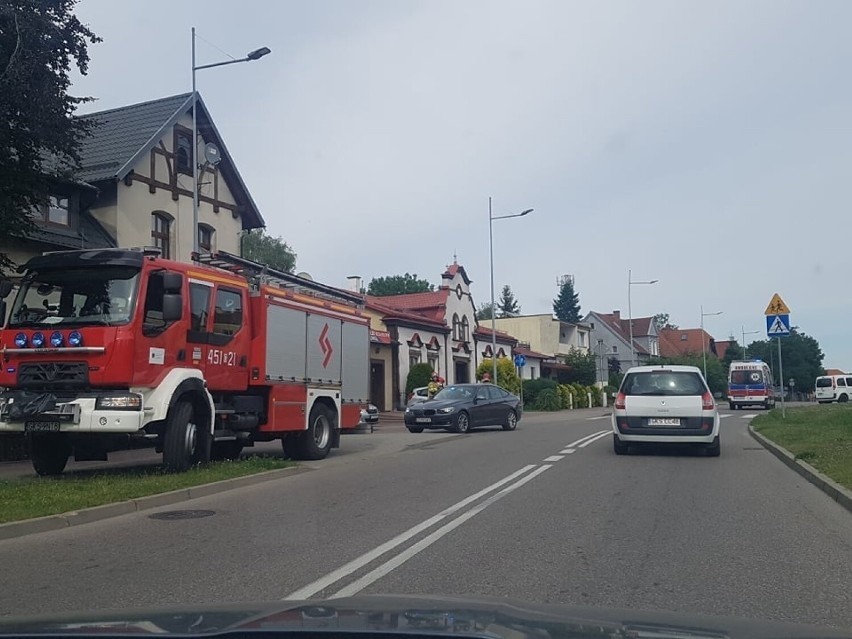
left=612, top=365, right=721, bottom=457
left=815, top=375, right=852, bottom=403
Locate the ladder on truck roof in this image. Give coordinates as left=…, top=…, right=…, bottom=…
left=192, top=251, right=363, bottom=306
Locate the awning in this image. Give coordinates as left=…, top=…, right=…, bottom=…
left=370, top=330, right=392, bottom=345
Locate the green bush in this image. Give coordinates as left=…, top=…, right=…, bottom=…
left=573, top=385, right=589, bottom=408
left=590, top=386, right=602, bottom=407
left=557, top=385, right=572, bottom=409
left=532, top=388, right=562, bottom=411
left=406, top=362, right=434, bottom=395
left=477, top=358, right=521, bottom=395
left=522, top=378, right=558, bottom=407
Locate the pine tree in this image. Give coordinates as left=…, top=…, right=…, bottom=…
left=497, top=285, right=520, bottom=318
left=553, top=279, right=581, bottom=322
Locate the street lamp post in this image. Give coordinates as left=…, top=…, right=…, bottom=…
left=742, top=326, right=760, bottom=360
left=627, top=269, right=658, bottom=368
left=597, top=338, right=605, bottom=386
left=700, top=305, right=723, bottom=380
left=489, top=197, right=532, bottom=385
left=191, top=27, right=270, bottom=253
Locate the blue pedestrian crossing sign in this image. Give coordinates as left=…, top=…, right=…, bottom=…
left=766, top=314, right=791, bottom=337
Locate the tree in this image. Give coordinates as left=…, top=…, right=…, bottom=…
left=476, top=301, right=496, bottom=321
left=497, top=284, right=520, bottom=318
left=241, top=229, right=297, bottom=272
left=660, top=354, right=727, bottom=395
left=553, top=278, right=581, bottom=323
left=0, top=0, right=101, bottom=269
left=653, top=313, right=678, bottom=330
left=745, top=329, right=824, bottom=392
left=561, top=347, right=597, bottom=386
left=368, top=273, right=433, bottom=297
left=722, top=340, right=746, bottom=371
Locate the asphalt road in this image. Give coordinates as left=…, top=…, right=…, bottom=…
left=1, top=407, right=851, bottom=629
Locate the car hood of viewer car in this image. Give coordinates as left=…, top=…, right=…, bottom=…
left=0, top=595, right=849, bottom=638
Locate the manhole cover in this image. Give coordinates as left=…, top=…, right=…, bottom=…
left=148, top=509, right=216, bottom=521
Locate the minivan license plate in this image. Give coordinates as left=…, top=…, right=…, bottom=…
left=24, top=421, right=61, bottom=432
left=648, top=418, right=680, bottom=427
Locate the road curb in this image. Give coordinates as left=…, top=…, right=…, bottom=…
left=748, top=424, right=852, bottom=514
left=0, top=465, right=305, bottom=541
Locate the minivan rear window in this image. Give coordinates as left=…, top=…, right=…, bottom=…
left=621, top=371, right=706, bottom=396
left=816, top=378, right=833, bottom=388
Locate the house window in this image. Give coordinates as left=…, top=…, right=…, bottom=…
left=590, top=322, right=595, bottom=329
left=681, top=334, right=688, bottom=341
left=427, top=354, right=438, bottom=374
left=409, top=350, right=421, bottom=368
left=452, top=313, right=460, bottom=340
left=461, top=316, right=469, bottom=341
left=175, top=127, right=194, bottom=175
left=151, top=212, right=172, bottom=259
left=530, top=366, right=537, bottom=379
left=612, top=345, right=618, bottom=353
left=198, top=224, right=215, bottom=253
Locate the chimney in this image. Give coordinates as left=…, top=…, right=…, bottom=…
left=347, top=275, right=362, bottom=293
left=613, top=310, right=621, bottom=320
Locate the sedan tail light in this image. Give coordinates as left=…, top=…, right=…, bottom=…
left=702, top=391, right=715, bottom=410
left=614, top=392, right=626, bottom=410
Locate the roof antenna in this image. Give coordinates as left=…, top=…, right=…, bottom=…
left=453, top=249, right=458, bottom=265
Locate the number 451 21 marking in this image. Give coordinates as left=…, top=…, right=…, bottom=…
left=207, top=349, right=237, bottom=366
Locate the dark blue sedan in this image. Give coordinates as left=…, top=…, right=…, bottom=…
left=404, top=383, right=522, bottom=434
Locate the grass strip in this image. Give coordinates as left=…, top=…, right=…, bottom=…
left=0, top=456, right=292, bottom=524
left=752, top=404, right=852, bottom=491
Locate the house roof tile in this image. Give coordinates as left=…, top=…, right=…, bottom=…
left=659, top=327, right=717, bottom=358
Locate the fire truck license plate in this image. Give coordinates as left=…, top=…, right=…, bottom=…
left=24, top=421, right=61, bottom=432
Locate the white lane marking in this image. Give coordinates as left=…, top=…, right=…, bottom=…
left=586, top=415, right=610, bottom=421
left=284, top=464, right=537, bottom=600
left=719, top=414, right=731, bottom=420
left=331, top=465, right=554, bottom=598
left=559, top=449, right=576, bottom=455
left=543, top=455, right=564, bottom=462
left=567, top=430, right=608, bottom=449
left=741, top=414, right=758, bottom=419
left=578, top=431, right=611, bottom=448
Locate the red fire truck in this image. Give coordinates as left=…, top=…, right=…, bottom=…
left=0, top=248, right=371, bottom=475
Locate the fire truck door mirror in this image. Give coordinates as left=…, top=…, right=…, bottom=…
left=162, top=294, right=183, bottom=322
left=162, top=272, right=182, bottom=294
left=0, top=280, right=12, bottom=299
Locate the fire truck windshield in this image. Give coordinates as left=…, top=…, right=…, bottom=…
left=9, top=267, right=140, bottom=328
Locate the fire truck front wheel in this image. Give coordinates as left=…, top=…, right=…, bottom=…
left=298, top=404, right=335, bottom=460
left=29, top=434, right=71, bottom=476
left=163, top=400, right=211, bottom=472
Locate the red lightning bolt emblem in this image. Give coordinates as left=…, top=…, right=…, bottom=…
left=319, top=324, right=333, bottom=368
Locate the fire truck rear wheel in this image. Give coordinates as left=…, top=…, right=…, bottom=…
left=299, top=404, right=334, bottom=460
left=163, top=400, right=210, bottom=472
left=29, top=434, right=71, bottom=476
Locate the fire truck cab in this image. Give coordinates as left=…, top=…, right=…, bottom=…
left=0, top=248, right=370, bottom=475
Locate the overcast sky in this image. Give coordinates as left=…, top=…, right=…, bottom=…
left=71, top=0, right=852, bottom=369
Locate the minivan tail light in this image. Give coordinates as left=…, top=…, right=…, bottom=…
left=702, top=391, right=715, bottom=410
left=615, top=392, right=626, bottom=410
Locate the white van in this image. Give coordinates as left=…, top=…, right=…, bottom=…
left=815, top=375, right=852, bottom=403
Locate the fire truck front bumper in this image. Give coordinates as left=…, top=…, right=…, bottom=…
left=0, top=392, right=145, bottom=434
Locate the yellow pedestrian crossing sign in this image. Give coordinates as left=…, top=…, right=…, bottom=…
left=764, top=293, right=790, bottom=316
